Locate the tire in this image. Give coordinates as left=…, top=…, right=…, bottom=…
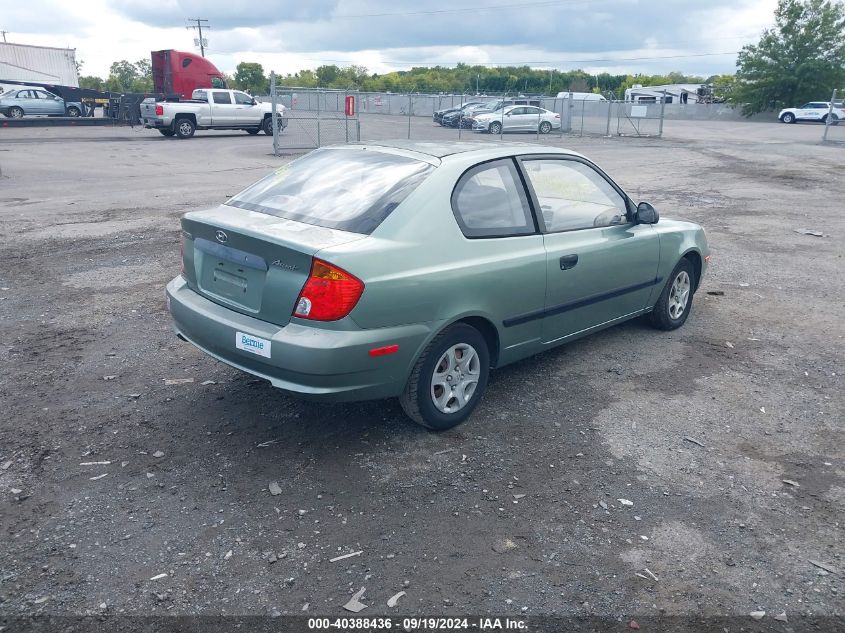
left=822, top=114, right=839, bottom=126
left=399, top=324, right=490, bottom=431
left=780, top=112, right=795, bottom=124
left=649, top=258, right=695, bottom=331
left=263, top=116, right=284, bottom=135
left=489, top=121, right=502, bottom=135
left=539, top=121, right=552, bottom=134
left=246, top=128, right=260, bottom=135
left=66, top=106, right=81, bottom=117
left=175, top=118, right=196, bottom=139
left=158, top=129, right=175, bottom=137
left=8, top=106, right=24, bottom=119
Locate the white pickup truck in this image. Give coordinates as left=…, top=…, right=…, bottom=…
left=140, top=88, right=287, bottom=138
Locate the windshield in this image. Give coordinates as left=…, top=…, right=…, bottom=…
left=227, top=148, right=435, bottom=234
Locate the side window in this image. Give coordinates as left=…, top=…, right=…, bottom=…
left=522, top=159, right=629, bottom=232
left=234, top=92, right=253, bottom=105
left=211, top=77, right=225, bottom=89
left=508, top=107, right=524, bottom=115
left=451, top=159, right=535, bottom=238
left=211, top=91, right=232, bottom=104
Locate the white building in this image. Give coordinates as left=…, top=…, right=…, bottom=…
left=0, top=42, right=79, bottom=88
left=624, top=83, right=707, bottom=104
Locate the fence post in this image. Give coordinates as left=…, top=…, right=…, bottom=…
left=658, top=90, right=667, bottom=137
left=344, top=89, right=349, bottom=144
left=567, top=90, right=573, bottom=133
left=458, top=92, right=464, bottom=140
left=407, top=93, right=412, bottom=139
left=270, top=71, right=279, bottom=156
left=317, top=88, right=321, bottom=147
left=823, top=88, right=837, bottom=142
left=536, top=104, right=541, bottom=141
left=605, top=97, right=613, bottom=137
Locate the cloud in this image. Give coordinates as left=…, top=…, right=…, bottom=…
left=5, top=0, right=777, bottom=78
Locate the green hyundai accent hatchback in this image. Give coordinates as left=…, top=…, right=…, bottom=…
left=167, top=141, right=709, bottom=430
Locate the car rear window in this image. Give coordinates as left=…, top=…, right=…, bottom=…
left=227, top=148, right=435, bottom=234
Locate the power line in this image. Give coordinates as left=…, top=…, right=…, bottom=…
left=186, top=18, right=210, bottom=57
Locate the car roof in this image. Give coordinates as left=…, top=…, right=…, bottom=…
left=354, top=140, right=580, bottom=160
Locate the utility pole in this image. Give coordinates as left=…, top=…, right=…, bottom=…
left=186, top=18, right=210, bottom=57
left=1, top=31, right=8, bottom=43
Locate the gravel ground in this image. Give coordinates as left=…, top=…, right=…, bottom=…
left=0, top=116, right=842, bottom=631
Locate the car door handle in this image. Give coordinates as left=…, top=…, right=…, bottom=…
left=559, top=254, right=579, bottom=270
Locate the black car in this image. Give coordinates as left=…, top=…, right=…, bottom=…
left=443, top=98, right=543, bottom=128
left=433, top=101, right=485, bottom=124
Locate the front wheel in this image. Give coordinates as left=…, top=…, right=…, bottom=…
left=539, top=121, right=552, bottom=134
left=649, top=259, right=694, bottom=330
left=780, top=112, right=795, bottom=124
left=400, top=324, right=490, bottom=431
left=8, top=106, right=24, bottom=119
left=489, top=121, right=502, bottom=135
left=66, top=106, right=81, bottom=117
left=263, top=116, right=285, bottom=135
left=175, top=118, right=196, bottom=139
left=246, top=127, right=260, bottom=135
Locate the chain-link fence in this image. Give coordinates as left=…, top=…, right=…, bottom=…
left=267, top=85, right=668, bottom=153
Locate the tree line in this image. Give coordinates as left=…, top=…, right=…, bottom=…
left=79, top=0, right=845, bottom=115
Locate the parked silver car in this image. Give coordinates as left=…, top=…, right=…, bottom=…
left=0, top=88, right=82, bottom=118
left=472, top=105, right=561, bottom=134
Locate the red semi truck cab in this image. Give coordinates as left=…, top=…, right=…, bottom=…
left=151, top=50, right=227, bottom=100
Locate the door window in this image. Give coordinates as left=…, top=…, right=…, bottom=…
left=451, top=159, right=535, bottom=238
left=234, top=92, right=254, bottom=105
left=211, top=91, right=232, bottom=104
left=523, top=159, right=629, bottom=232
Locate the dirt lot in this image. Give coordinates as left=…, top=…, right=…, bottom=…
left=0, top=117, right=842, bottom=630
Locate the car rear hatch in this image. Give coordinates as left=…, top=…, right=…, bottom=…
left=181, top=205, right=365, bottom=327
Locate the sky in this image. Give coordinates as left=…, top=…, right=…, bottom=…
left=3, top=0, right=779, bottom=79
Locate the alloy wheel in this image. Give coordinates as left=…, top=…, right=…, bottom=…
left=668, top=271, right=691, bottom=319
left=430, top=343, right=480, bottom=414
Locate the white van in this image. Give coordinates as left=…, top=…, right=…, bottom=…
left=556, top=91, right=607, bottom=102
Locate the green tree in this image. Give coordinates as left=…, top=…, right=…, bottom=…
left=733, top=0, right=845, bottom=114
left=105, top=60, right=139, bottom=92
left=234, top=62, right=267, bottom=94
left=79, top=75, right=105, bottom=91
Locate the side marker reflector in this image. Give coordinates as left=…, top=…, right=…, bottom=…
left=369, top=344, right=399, bottom=357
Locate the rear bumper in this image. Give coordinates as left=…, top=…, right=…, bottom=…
left=143, top=117, right=171, bottom=129
left=166, top=276, right=433, bottom=402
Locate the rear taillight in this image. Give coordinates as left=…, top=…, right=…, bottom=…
left=155, top=104, right=164, bottom=116
left=294, top=259, right=364, bottom=321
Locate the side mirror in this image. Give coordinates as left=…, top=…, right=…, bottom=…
left=636, top=202, right=659, bottom=224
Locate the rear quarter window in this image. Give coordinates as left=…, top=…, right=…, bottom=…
left=227, top=148, right=435, bottom=234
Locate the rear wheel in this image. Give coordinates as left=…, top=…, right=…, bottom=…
left=649, top=259, right=694, bottom=331
left=539, top=120, right=552, bottom=134
left=246, top=127, right=260, bottom=135
left=175, top=118, right=196, bottom=139
left=822, top=114, right=839, bottom=125
left=780, top=112, right=795, bottom=124
left=400, top=324, right=490, bottom=431
left=489, top=121, right=502, bottom=135
left=158, top=129, right=175, bottom=137
left=66, top=106, right=81, bottom=117
left=8, top=106, right=24, bottom=119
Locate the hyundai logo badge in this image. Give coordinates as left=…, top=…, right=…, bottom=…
left=215, top=230, right=228, bottom=244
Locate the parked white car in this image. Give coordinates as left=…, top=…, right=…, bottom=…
left=140, top=88, right=287, bottom=138
left=471, top=105, right=561, bottom=134
left=778, top=101, right=845, bottom=124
